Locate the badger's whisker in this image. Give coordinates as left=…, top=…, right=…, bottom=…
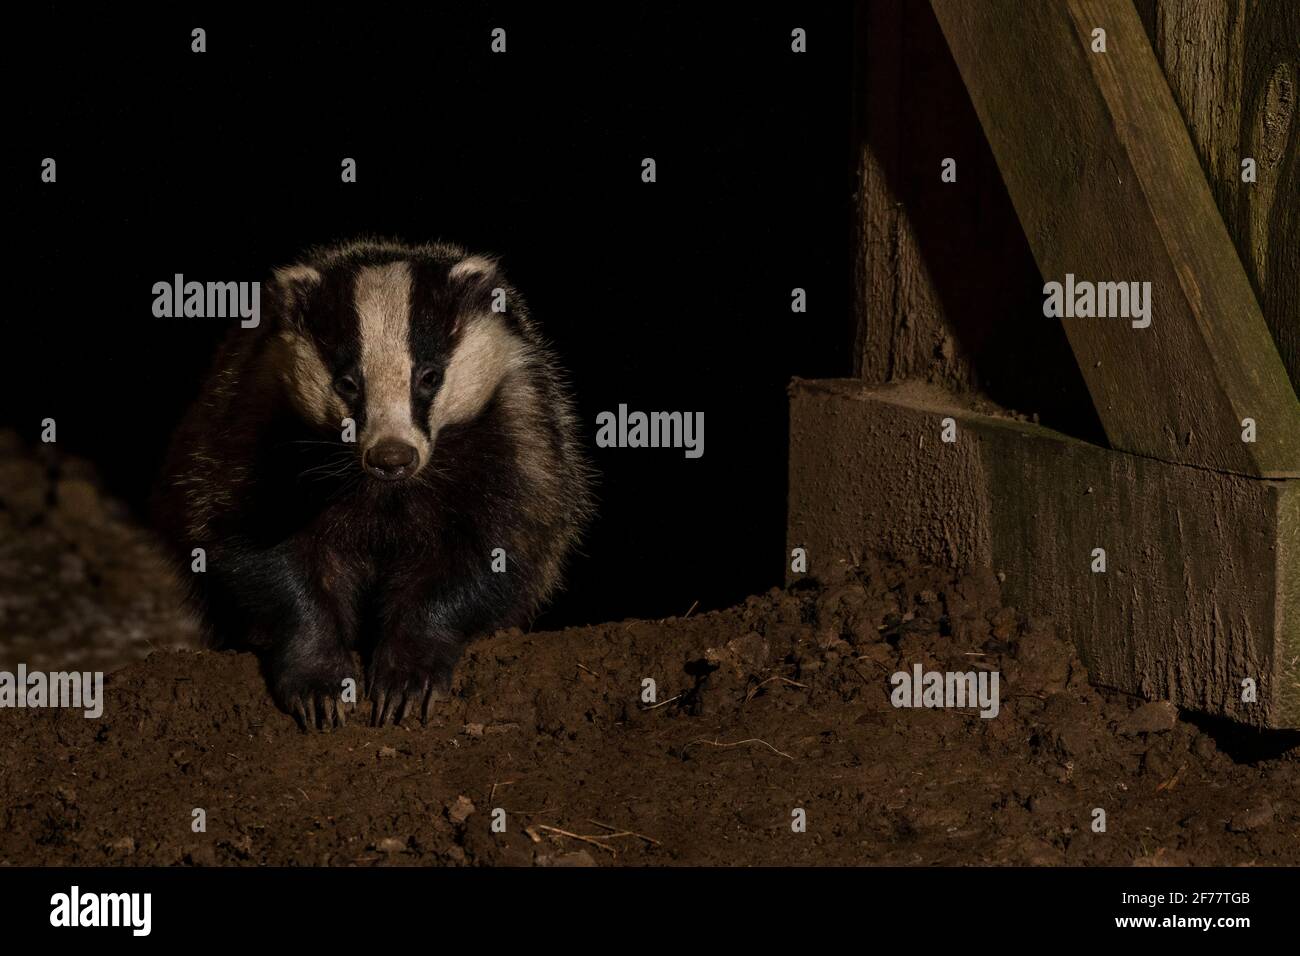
left=299, top=460, right=358, bottom=482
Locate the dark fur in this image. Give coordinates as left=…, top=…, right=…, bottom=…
left=153, top=239, right=593, bottom=727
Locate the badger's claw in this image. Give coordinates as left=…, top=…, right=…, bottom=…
left=367, top=661, right=453, bottom=727
left=275, top=667, right=357, bottom=732
left=289, top=690, right=356, bottom=732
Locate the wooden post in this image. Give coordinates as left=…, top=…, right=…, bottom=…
left=851, top=0, right=1103, bottom=441
left=1135, top=0, right=1300, bottom=394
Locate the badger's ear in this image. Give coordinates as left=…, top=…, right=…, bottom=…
left=448, top=254, right=498, bottom=284
left=266, top=264, right=322, bottom=330
left=447, top=255, right=503, bottom=335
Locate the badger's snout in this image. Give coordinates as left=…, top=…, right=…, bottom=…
left=363, top=439, right=419, bottom=480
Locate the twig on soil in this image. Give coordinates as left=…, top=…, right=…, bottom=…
left=575, top=661, right=598, bottom=677
left=683, top=737, right=794, bottom=760
left=588, top=819, right=662, bottom=847
left=640, top=694, right=682, bottom=711
left=657, top=599, right=699, bottom=624
left=744, top=675, right=808, bottom=703
left=1155, top=764, right=1186, bottom=793
left=848, top=664, right=878, bottom=686
left=488, top=780, right=517, bottom=804
left=535, top=825, right=618, bottom=855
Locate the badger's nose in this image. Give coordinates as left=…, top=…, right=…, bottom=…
left=364, top=440, right=418, bottom=480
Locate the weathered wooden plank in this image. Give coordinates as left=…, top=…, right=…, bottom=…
left=930, top=0, right=1300, bottom=478
left=1279, top=482, right=1300, bottom=727
left=851, top=0, right=1102, bottom=441
left=853, top=0, right=973, bottom=389
left=1136, top=0, right=1300, bottom=395
left=787, top=378, right=1300, bottom=728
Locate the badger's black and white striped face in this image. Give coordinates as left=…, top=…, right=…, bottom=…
left=273, top=253, right=525, bottom=481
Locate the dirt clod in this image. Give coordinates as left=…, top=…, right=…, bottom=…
left=1119, top=700, right=1180, bottom=736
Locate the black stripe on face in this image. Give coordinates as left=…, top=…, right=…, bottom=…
left=407, top=259, right=459, bottom=437
left=303, top=268, right=365, bottom=371
left=293, top=267, right=366, bottom=427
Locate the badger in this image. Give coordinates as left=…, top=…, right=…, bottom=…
left=153, top=238, right=593, bottom=729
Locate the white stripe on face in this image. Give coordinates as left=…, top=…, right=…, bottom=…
left=354, top=262, right=428, bottom=467
left=429, top=315, right=527, bottom=432
left=276, top=330, right=342, bottom=428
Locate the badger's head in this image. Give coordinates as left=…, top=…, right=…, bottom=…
left=267, top=242, right=527, bottom=482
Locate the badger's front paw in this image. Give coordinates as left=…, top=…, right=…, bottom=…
left=271, top=652, right=358, bottom=732
left=367, top=649, right=454, bottom=727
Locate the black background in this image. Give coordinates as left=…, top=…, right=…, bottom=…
left=9, top=4, right=855, bottom=626
left=0, top=863, right=1281, bottom=941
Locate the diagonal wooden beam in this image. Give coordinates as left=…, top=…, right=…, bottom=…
left=1136, top=0, right=1300, bottom=399
left=929, top=0, right=1300, bottom=478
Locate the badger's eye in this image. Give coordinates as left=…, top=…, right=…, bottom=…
left=334, top=374, right=360, bottom=399
left=415, top=365, right=442, bottom=394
